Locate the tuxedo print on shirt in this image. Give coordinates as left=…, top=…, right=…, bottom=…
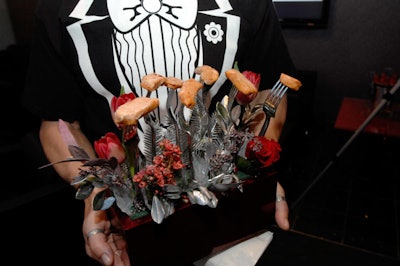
left=67, top=0, right=241, bottom=150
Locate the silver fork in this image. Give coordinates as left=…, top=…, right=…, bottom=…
left=226, top=85, right=238, bottom=111
left=258, top=79, right=289, bottom=136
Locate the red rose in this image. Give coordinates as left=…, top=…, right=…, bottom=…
left=111, top=92, right=135, bottom=113
left=235, top=70, right=260, bottom=105
left=242, top=70, right=261, bottom=88
left=94, top=132, right=126, bottom=164
left=111, top=92, right=137, bottom=140
left=245, top=136, right=281, bottom=168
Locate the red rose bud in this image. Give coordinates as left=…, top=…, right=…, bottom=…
left=242, top=70, right=261, bottom=89
left=235, top=70, right=260, bottom=105
left=111, top=92, right=135, bottom=113
left=236, top=91, right=257, bottom=105
left=94, top=132, right=126, bottom=164
left=111, top=93, right=138, bottom=140
left=245, top=136, right=281, bottom=168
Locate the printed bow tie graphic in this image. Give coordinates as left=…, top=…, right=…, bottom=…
left=110, top=0, right=198, bottom=32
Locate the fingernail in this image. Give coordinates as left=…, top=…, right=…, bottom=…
left=101, top=253, right=112, bottom=265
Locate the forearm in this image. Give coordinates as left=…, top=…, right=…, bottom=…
left=40, top=120, right=97, bottom=183
left=40, top=120, right=103, bottom=213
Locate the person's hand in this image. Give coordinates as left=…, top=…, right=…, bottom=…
left=83, top=207, right=130, bottom=266
left=274, top=182, right=290, bottom=230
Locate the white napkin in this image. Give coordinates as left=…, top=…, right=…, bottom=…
left=194, top=231, right=274, bottom=266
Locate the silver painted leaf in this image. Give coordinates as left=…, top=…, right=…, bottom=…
left=191, top=156, right=210, bottom=186
left=162, top=200, right=175, bottom=218
left=112, top=184, right=134, bottom=216
left=215, top=112, right=228, bottom=134
left=70, top=175, right=88, bottom=186
left=199, top=186, right=218, bottom=208
left=75, top=182, right=94, bottom=200
left=100, top=197, right=116, bottom=211
left=210, top=182, right=241, bottom=192
left=216, top=101, right=231, bottom=126
left=189, top=190, right=208, bottom=206
left=92, top=189, right=107, bottom=210
left=226, top=85, right=238, bottom=111
left=230, top=105, right=242, bottom=126
left=151, top=195, right=165, bottom=224
left=68, top=145, right=90, bottom=160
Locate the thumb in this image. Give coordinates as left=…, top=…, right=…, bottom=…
left=86, top=232, right=114, bottom=265
left=275, top=198, right=290, bottom=230
left=100, top=252, right=113, bottom=266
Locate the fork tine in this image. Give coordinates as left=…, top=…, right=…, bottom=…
left=265, top=82, right=286, bottom=105
left=259, top=74, right=301, bottom=136
left=259, top=80, right=288, bottom=136
left=227, top=85, right=238, bottom=110
left=270, top=83, right=284, bottom=103
left=271, top=79, right=281, bottom=91
left=267, top=80, right=280, bottom=100
left=271, top=83, right=288, bottom=105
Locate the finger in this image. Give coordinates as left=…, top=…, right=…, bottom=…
left=85, top=230, right=114, bottom=266
left=108, top=233, right=131, bottom=266
left=275, top=197, right=290, bottom=230
left=112, top=247, right=130, bottom=266
left=106, top=209, right=130, bottom=265
left=275, top=182, right=290, bottom=230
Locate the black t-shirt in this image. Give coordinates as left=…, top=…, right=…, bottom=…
left=22, top=0, right=295, bottom=143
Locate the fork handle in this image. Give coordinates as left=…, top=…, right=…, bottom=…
left=259, top=103, right=276, bottom=136
left=259, top=116, right=271, bottom=136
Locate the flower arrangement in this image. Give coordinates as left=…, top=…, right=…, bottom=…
left=43, top=64, right=287, bottom=227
